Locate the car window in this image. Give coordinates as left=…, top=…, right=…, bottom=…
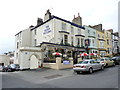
left=96, top=59, right=101, bottom=61
left=100, top=59, right=104, bottom=61
left=90, top=60, right=94, bottom=64
left=15, top=64, right=19, bottom=66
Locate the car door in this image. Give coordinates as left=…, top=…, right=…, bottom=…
left=105, top=58, right=110, bottom=66
left=90, top=60, right=97, bottom=70
left=95, top=60, right=101, bottom=69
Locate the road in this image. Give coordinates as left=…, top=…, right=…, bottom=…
left=1, top=65, right=119, bottom=89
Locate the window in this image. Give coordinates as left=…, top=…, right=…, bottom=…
left=71, top=27, right=74, bottom=34
left=78, top=29, right=81, bottom=35
left=34, top=29, right=37, bottom=35
left=62, top=23, right=66, bottom=30
left=71, top=37, right=74, bottom=46
left=79, top=61, right=88, bottom=64
left=107, top=33, right=108, bottom=38
left=17, top=42, right=19, bottom=49
left=88, top=30, right=90, bottom=33
left=102, top=35, right=104, bottom=39
left=107, top=48, right=110, bottom=54
left=81, top=38, right=84, bottom=47
left=93, top=32, right=95, bottom=35
left=16, top=53, right=18, bottom=59
left=107, top=39, right=109, bottom=45
left=64, top=35, right=68, bottom=44
left=77, top=38, right=80, bottom=45
left=34, top=39, right=37, bottom=46
left=92, top=39, right=94, bottom=46
left=98, top=34, right=100, bottom=38
left=92, top=39, right=94, bottom=43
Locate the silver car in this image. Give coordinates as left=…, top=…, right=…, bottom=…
left=73, top=59, right=104, bottom=74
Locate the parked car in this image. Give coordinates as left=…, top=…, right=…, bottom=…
left=96, top=57, right=115, bottom=67
left=112, top=56, right=120, bottom=65
left=0, top=65, right=8, bottom=72
left=73, top=59, right=104, bottom=74
left=7, top=64, right=20, bottom=71
left=95, top=59, right=105, bottom=66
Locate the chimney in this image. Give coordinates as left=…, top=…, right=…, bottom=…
left=74, top=15, right=75, bottom=19
left=72, top=13, right=82, bottom=26
left=37, top=18, right=43, bottom=25
left=44, top=9, right=52, bottom=21
left=78, top=13, right=80, bottom=17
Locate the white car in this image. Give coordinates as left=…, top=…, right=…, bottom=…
left=73, top=59, right=104, bottom=74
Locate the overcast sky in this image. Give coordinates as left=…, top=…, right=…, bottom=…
left=0, top=0, right=119, bottom=54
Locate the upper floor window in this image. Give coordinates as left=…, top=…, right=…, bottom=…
left=77, top=38, right=80, bottom=46
left=98, top=34, right=100, bottom=38
left=71, top=37, right=74, bottom=46
left=93, top=32, right=95, bottom=35
left=62, top=23, right=66, bottom=30
left=71, top=27, right=74, bottom=34
left=81, top=38, right=84, bottom=47
left=17, top=42, right=19, bottom=49
left=102, top=35, right=104, bottom=39
left=92, top=39, right=94, bottom=44
left=107, top=39, right=109, bottom=45
left=88, top=30, right=90, bottom=33
left=64, top=35, right=68, bottom=44
left=78, top=29, right=81, bottom=35
left=34, top=39, right=37, bottom=46
left=107, top=33, right=108, bottom=38
left=34, top=29, right=37, bottom=35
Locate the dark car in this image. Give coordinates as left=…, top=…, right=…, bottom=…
left=0, top=65, right=8, bottom=72
left=8, top=64, right=20, bottom=71
left=112, top=56, right=120, bottom=65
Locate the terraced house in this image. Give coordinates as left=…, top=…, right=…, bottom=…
left=104, top=29, right=113, bottom=56
left=84, top=25, right=98, bottom=54
left=91, top=24, right=106, bottom=57
left=14, top=10, right=115, bottom=70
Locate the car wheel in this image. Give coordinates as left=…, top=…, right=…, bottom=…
left=8, top=69, right=12, bottom=72
left=89, top=68, right=93, bottom=74
left=76, top=71, right=80, bottom=74
left=113, top=63, right=115, bottom=66
left=105, top=64, right=108, bottom=68
left=101, top=66, right=104, bottom=70
left=118, top=62, right=120, bottom=65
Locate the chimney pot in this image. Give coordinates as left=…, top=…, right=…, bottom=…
left=74, top=15, right=75, bottom=19
left=78, top=13, right=80, bottom=17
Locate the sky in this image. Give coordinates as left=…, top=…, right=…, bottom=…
left=0, top=0, right=119, bottom=54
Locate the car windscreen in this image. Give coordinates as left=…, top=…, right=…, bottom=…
left=79, top=61, right=88, bottom=64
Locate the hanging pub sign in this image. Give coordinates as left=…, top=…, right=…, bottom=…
left=43, top=25, right=51, bottom=35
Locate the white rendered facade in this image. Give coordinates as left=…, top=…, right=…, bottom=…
left=14, top=13, right=85, bottom=70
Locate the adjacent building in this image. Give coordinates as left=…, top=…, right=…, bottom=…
left=84, top=25, right=98, bottom=54
left=112, top=32, right=119, bottom=55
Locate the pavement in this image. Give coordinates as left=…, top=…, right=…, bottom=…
left=2, top=68, right=74, bottom=85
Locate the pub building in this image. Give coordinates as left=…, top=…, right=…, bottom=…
left=14, top=10, right=86, bottom=70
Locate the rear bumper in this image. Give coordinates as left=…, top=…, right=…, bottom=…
left=73, top=68, right=89, bottom=72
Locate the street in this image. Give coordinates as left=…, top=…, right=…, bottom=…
left=1, top=65, right=119, bottom=89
